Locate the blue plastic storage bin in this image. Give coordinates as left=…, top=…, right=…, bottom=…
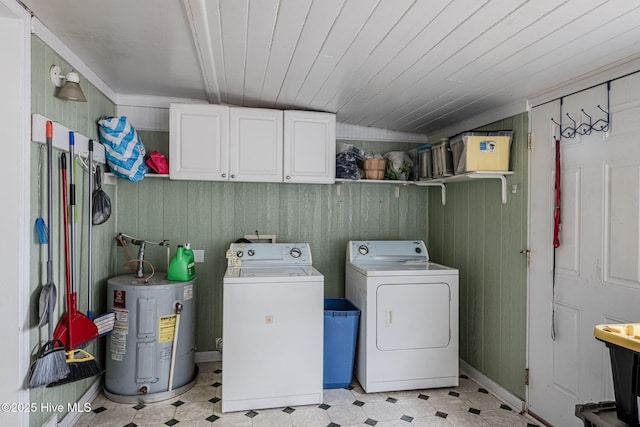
left=324, top=298, right=360, bottom=389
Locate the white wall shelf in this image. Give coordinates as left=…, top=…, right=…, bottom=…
left=105, top=172, right=169, bottom=180
left=103, top=170, right=513, bottom=204
left=335, top=177, right=413, bottom=198
left=336, top=171, right=514, bottom=204
left=415, top=171, right=514, bottom=205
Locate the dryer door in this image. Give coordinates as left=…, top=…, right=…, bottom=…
left=376, top=282, right=451, bottom=350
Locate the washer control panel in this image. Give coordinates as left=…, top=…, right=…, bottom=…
left=229, top=242, right=313, bottom=265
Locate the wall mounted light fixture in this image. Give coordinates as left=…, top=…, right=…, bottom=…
left=50, top=65, right=87, bottom=102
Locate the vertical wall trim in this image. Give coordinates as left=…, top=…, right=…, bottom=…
left=19, top=13, right=31, bottom=427
left=0, top=0, right=32, bottom=425
left=525, top=110, right=533, bottom=405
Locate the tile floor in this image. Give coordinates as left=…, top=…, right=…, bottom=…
left=73, top=362, right=541, bottom=427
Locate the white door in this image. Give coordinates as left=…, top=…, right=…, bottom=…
left=283, top=110, right=336, bottom=184
left=229, top=107, right=283, bottom=182
left=529, top=75, right=640, bottom=426
left=169, top=103, right=229, bottom=181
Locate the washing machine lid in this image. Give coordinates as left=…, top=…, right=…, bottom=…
left=224, top=265, right=323, bottom=281
left=348, top=260, right=457, bottom=276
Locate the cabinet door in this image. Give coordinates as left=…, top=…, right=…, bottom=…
left=229, top=107, right=283, bottom=183
left=169, top=104, right=229, bottom=181
left=284, top=111, right=336, bottom=184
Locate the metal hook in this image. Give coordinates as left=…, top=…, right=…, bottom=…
left=580, top=109, right=592, bottom=135
left=595, top=104, right=610, bottom=131
left=559, top=113, right=576, bottom=138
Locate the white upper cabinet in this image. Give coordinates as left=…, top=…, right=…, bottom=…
left=169, top=103, right=229, bottom=181
left=229, top=107, right=283, bottom=183
left=284, top=111, right=336, bottom=184
left=169, top=104, right=335, bottom=184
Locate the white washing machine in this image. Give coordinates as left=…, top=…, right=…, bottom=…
left=345, top=240, right=459, bottom=393
left=222, top=242, right=324, bottom=412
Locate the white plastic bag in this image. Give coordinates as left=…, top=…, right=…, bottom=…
left=383, top=151, right=413, bottom=180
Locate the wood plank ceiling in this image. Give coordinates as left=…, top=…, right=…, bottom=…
left=20, top=0, right=640, bottom=137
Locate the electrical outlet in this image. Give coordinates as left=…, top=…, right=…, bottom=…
left=215, top=337, right=222, bottom=352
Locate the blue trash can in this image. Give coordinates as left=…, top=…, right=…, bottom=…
left=323, top=298, right=360, bottom=389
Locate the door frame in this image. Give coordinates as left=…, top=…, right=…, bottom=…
left=0, top=1, right=31, bottom=425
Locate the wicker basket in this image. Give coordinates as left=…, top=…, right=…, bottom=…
left=363, top=158, right=386, bottom=180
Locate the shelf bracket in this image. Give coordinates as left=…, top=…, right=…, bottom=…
left=415, top=181, right=446, bottom=205
left=394, top=184, right=400, bottom=198
left=336, top=182, right=342, bottom=197
left=436, top=183, right=446, bottom=205
left=467, top=173, right=509, bottom=204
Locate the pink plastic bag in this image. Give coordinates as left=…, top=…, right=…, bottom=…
left=145, top=151, right=169, bottom=174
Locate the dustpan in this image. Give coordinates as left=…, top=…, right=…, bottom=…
left=53, top=292, right=98, bottom=350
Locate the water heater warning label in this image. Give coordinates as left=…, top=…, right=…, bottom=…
left=112, top=308, right=129, bottom=332
left=184, top=284, right=193, bottom=300
left=159, top=315, right=177, bottom=343
left=110, top=328, right=127, bottom=359
left=110, top=308, right=129, bottom=361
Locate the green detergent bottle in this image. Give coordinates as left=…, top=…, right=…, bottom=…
left=168, top=243, right=196, bottom=281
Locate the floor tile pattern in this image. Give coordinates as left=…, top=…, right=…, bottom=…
left=73, top=362, right=541, bottom=427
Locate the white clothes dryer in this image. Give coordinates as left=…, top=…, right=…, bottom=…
left=222, top=242, right=324, bottom=412
left=345, top=240, right=459, bottom=393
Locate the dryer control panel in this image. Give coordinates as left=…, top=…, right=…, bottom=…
left=347, top=240, right=428, bottom=263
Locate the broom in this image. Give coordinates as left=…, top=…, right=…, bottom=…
left=46, top=349, right=103, bottom=387
left=28, top=121, right=69, bottom=388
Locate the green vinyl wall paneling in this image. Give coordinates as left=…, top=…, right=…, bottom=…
left=427, top=113, right=528, bottom=399
left=116, top=135, right=427, bottom=352
left=29, top=36, right=116, bottom=427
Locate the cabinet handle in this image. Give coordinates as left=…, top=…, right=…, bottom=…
left=231, top=174, right=235, bottom=179
left=286, top=176, right=291, bottom=180
left=221, top=173, right=226, bottom=178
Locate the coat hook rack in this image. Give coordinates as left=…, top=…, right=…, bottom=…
left=551, top=81, right=610, bottom=139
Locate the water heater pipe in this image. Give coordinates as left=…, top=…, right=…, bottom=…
left=168, top=301, right=183, bottom=391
